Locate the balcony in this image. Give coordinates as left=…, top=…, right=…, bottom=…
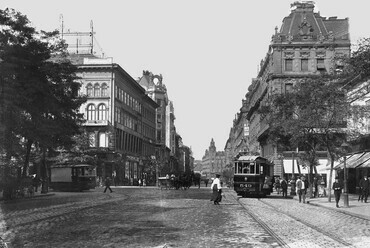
left=84, top=120, right=110, bottom=126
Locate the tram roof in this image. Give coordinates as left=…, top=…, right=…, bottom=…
left=50, top=163, right=94, bottom=168
left=236, top=155, right=261, bottom=161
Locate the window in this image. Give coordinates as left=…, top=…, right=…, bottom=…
left=285, top=59, right=293, bottom=71
left=94, top=83, right=100, bottom=97
left=301, top=59, right=308, bottom=71
left=101, top=84, right=108, bottom=97
left=97, top=104, right=107, bottom=120
left=99, top=132, right=108, bottom=147
left=285, top=83, right=293, bottom=93
left=317, top=59, right=325, bottom=70
left=89, top=132, right=96, bottom=147
left=86, top=84, right=93, bottom=96
left=87, top=104, right=96, bottom=120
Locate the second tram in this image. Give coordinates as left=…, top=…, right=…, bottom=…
left=233, top=155, right=274, bottom=197
left=50, top=164, right=96, bottom=191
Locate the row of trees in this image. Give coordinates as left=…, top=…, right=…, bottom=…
left=0, top=8, right=87, bottom=198
left=261, top=39, right=370, bottom=201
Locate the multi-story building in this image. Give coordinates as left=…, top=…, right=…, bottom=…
left=202, top=139, right=226, bottom=179
left=224, top=99, right=250, bottom=167
left=244, top=1, right=350, bottom=177
left=137, top=71, right=178, bottom=176
left=72, top=55, right=158, bottom=185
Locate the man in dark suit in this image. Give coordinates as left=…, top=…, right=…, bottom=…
left=359, top=175, right=370, bottom=203
left=332, top=176, right=342, bottom=208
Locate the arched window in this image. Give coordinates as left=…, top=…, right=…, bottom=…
left=99, top=132, right=108, bottom=147
left=86, top=84, right=93, bottom=97
left=94, top=83, right=100, bottom=97
left=101, top=83, right=108, bottom=97
left=87, top=104, right=96, bottom=120
left=97, top=104, right=107, bottom=120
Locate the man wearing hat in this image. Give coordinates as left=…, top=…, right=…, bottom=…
left=210, top=174, right=222, bottom=205
left=296, top=175, right=307, bottom=203
left=359, top=175, right=369, bottom=203
left=332, top=176, right=342, bottom=208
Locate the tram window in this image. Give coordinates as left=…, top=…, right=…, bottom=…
left=255, top=163, right=260, bottom=174
left=250, top=163, right=255, bottom=174
left=242, top=163, right=250, bottom=174
left=238, top=162, right=243, bottom=174
left=260, top=165, right=264, bottom=174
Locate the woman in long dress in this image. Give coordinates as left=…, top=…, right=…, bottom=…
left=210, top=174, right=222, bottom=205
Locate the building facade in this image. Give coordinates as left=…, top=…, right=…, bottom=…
left=74, top=55, right=158, bottom=185
left=202, top=139, right=226, bottom=179
left=244, top=1, right=350, bottom=177
left=224, top=99, right=250, bottom=167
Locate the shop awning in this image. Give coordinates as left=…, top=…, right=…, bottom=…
left=334, top=152, right=370, bottom=169
left=356, top=152, right=370, bottom=168
left=283, top=159, right=309, bottom=174
left=283, top=159, right=329, bottom=175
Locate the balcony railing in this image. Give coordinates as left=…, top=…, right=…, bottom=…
left=84, top=120, right=110, bottom=126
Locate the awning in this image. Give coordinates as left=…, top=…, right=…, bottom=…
left=334, top=152, right=370, bottom=169
left=283, top=159, right=329, bottom=174
left=283, top=159, right=309, bottom=174
left=356, top=152, right=370, bottom=168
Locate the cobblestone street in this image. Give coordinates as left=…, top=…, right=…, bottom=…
left=1, top=187, right=370, bottom=247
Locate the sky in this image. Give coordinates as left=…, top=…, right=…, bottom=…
left=1, top=0, right=369, bottom=160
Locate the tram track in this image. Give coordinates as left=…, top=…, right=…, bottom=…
left=227, top=192, right=290, bottom=248
left=259, top=198, right=354, bottom=247
left=226, top=190, right=357, bottom=247
left=4, top=191, right=131, bottom=230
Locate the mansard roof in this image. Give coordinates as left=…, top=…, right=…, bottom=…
left=274, top=1, right=349, bottom=44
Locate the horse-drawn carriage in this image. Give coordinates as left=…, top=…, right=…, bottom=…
left=158, top=173, right=197, bottom=190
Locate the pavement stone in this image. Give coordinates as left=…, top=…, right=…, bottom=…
left=290, top=192, right=370, bottom=220
left=1, top=186, right=370, bottom=247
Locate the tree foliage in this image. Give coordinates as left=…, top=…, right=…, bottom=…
left=261, top=37, right=370, bottom=201
left=0, top=8, right=86, bottom=181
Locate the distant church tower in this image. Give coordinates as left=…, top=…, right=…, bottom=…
left=201, top=138, right=226, bottom=178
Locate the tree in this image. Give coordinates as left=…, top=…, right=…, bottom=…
left=0, top=8, right=86, bottom=196
left=262, top=77, right=353, bottom=201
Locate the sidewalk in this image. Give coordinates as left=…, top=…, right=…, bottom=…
left=294, top=193, right=370, bottom=219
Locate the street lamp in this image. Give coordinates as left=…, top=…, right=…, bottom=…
left=341, top=142, right=350, bottom=208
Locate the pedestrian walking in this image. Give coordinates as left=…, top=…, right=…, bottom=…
left=210, top=174, right=222, bottom=205
left=359, top=175, right=369, bottom=203
left=296, top=175, right=307, bottom=203
left=313, top=177, right=318, bottom=198
left=103, top=176, right=113, bottom=193
left=332, top=176, right=342, bottom=208
left=274, top=177, right=281, bottom=194
left=281, top=177, right=288, bottom=198
left=204, top=178, right=209, bottom=187
left=138, top=178, right=142, bottom=187
left=142, top=178, right=146, bottom=187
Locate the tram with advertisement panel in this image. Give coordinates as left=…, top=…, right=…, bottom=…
left=233, top=154, right=274, bottom=197
left=50, top=164, right=96, bottom=191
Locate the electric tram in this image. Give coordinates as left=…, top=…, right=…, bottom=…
left=50, top=164, right=96, bottom=191
left=233, top=154, right=274, bottom=197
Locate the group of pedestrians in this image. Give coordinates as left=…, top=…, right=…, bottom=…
left=273, top=177, right=289, bottom=198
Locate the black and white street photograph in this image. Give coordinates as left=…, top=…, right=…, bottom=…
left=1, top=0, right=370, bottom=247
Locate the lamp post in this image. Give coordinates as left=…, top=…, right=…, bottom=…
left=341, top=142, right=350, bottom=208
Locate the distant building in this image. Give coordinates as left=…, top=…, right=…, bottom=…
left=202, top=139, right=226, bottom=178
left=224, top=99, right=250, bottom=167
